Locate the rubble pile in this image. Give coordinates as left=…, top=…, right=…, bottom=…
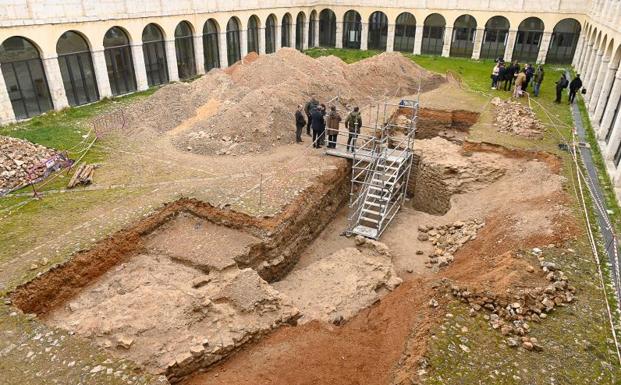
left=417, top=219, right=485, bottom=268
left=491, top=97, right=545, bottom=138
left=0, top=135, right=58, bottom=195
left=446, top=248, right=576, bottom=350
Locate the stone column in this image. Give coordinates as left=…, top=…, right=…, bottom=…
left=259, top=28, right=266, bottom=54
left=583, top=45, right=597, bottom=86
left=335, top=20, right=343, bottom=49
left=471, top=27, right=484, bottom=60
left=413, top=25, right=424, bottom=55
left=606, top=114, right=621, bottom=161
left=578, top=42, right=593, bottom=74
left=240, top=29, right=248, bottom=58
left=130, top=43, right=148, bottom=91
left=164, top=39, right=179, bottom=82
left=585, top=51, right=603, bottom=103
left=536, top=31, right=552, bottom=64
left=599, top=68, right=621, bottom=138
left=313, top=18, right=319, bottom=47
left=218, top=32, right=228, bottom=68
left=589, top=57, right=611, bottom=113
left=276, top=25, right=282, bottom=50
left=361, top=23, right=368, bottom=50
left=441, top=26, right=453, bottom=57
left=41, top=55, right=69, bottom=110
left=91, top=48, right=112, bottom=98
left=302, top=24, right=309, bottom=50
left=504, top=29, right=517, bottom=62
left=594, top=63, right=618, bottom=124
left=386, top=23, right=395, bottom=52
left=193, top=35, right=205, bottom=75
left=292, top=23, right=298, bottom=49
left=572, top=34, right=584, bottom=68
left=0, top=71, right=17, bottom=124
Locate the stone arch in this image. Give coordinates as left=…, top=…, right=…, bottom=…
left=103, top=26, right=136, bottom=96
left=56, top=30, right=99, bottom=106
left=202, top=19, right=220, bottom=71
left=342, top=10, right=362, bottom=49
left=295, top=12, right=306, bottom=51
left=142, top=23, right=168, bottom=87
left=394, top=12, right=416, bottom=53
left=368, top=11, right=389, bottom=51
left=265, top=14, right=278, bottom=54
left=422, top=13, right=446, bottom=55
left=226, top=17, right=241, bottom=66
left=480, top=16, right=510, bottom=59
left=513, top=17, right=544, bottom=62
left=174, top=21, right=196, bottom=79
left=282, top=13, right=293, bottom=48
left=319, top=8, right=336, bottom=47
left=546, top=18, right=582, bottom=63
left=450, top=14, right=477, bottom=58
left=0, top=36, right=53, bottom=119
left=247, top=15, right=260, bottom=54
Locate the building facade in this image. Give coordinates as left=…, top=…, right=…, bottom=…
left=1, top=1, right=620, bottom=185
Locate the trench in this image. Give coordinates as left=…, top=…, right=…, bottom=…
left=9, top=164, right=351, bottom=384
left=8, top=107, right=489, bottom=384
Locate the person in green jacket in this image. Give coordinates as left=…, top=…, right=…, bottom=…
left=533, top=65, right=544, bottom=97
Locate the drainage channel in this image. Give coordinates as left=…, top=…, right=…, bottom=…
left=567, top=74, right=621, bottom=303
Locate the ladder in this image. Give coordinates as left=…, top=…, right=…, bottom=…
left=347, top=99, right=418, bottom=240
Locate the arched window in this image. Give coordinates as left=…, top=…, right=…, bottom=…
left=450, top=15, right=477, bottom=57
left=175, top=21, right=196, bottom=79
left=282, top=13, right=292, bottom=48
left=57, top=31, right=99, bottom=106
left=481, top=16, right=510, bottom=59
left=103, top=27, right=136, bottom=96
left=296, top=12, right=306, bottom=51
left=368, top=11, right=388, bottom=51
left=203, top=19, right=220, bottom=71
left=394, top=12, right=416, bottom=53
left=0, top=37, right=53, bottom=119
left=309, top=10, right=317, bottom=48
left=226, top=18, right=241, bottom=66
left=319, top=9, right=336, bottom=47
left=142, top=24, right=168, bottom=87
left=513, top=17, right=544, bottom=62
left=342, top=10, right=362, bottom=49
left=248, top=16, right=260, bottom=54
left=266, top=15, right=277, bottom=54
left=546, top=19, right=581, bottom=64
left=422, top=14, right=446, bottom=55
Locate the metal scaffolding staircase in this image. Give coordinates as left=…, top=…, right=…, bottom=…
left=326, top=99, right=418, bottom=240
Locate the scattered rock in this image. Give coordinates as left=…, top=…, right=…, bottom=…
left=116, top=336, right=134, bottom=349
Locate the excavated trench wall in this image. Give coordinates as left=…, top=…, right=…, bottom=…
left=407, top=152, right=453, bottom=215
left=417, top=108, right=479, bottom=139
left=9, top=165, right=350, bottom=383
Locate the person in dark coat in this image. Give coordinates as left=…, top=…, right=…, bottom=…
left=569, top=74, right=583, bottom=104
left=533, top=65, right=544, bottom=97
left=524, top=64, right=534, bottom=91
left=504, top=61, right=519, bottom=91
left=310, top=106, right=325, bottom=148
left=304, top=96, right=319, bottom=136
left=555, top=74, right=569, bottom=103
left=319, top=104, right=327, bottom=146
left=346, top=106, right=362, bottom=152
left=294, top=104, right=306, bottom=143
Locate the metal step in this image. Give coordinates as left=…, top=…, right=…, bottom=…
left=351, top=225, right=378, bottom=239
left=368, top=193, right=389, bottom=200
left=360, top=216, right=380, bottom=224
left=362, top=208, right=381, bottom=216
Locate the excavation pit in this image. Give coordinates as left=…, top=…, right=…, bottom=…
left=9, top=165, right=352, bottom=383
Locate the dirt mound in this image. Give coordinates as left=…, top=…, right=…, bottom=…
left=0, top=135, right=59, bottom=195
left=491, top=97, right=545, bottom=138
left=125, top=49, right=444, bottom=156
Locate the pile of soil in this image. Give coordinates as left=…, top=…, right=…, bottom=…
left=491, top=97, right=545, bottom=138
left=125, top=49, right=444, bottom=156
left=0, top=135, right=58, bottom=195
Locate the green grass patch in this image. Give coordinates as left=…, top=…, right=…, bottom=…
left=305, top=47, right=382, bottom=63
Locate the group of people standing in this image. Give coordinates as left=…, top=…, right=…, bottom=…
left=491, top=60, right=545, bottom=98
left=294, top=96, right=363, bottom=151
left=490, top=58, right=584, bottom=104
